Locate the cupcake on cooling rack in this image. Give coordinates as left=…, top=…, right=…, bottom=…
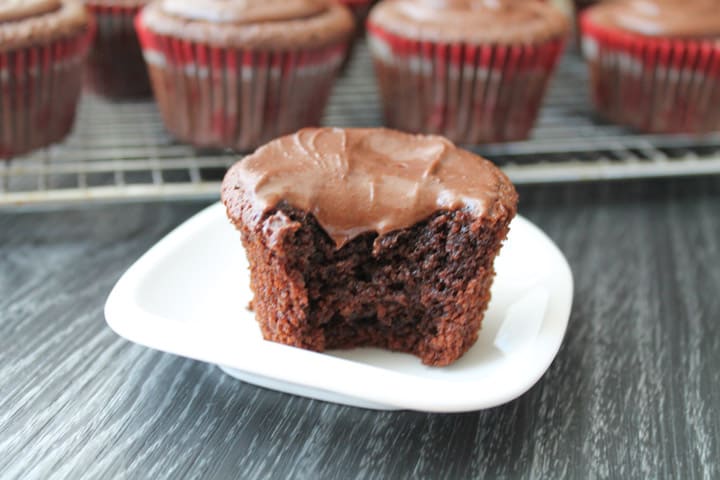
left=581, top=0, right=720, bottom=134
left=221, top=127, right=518, bottom=366
left=367, top=0, right=569, bottom=144
left=0, top=0, right=93, bottom=160
left=135, top=0, right=354, bottom=152
left=84, top=0, right=152, bottom=98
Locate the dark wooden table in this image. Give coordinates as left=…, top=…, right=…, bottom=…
left=1, top=177, right=719, bottom=479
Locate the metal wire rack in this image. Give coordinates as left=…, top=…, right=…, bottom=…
left=2, top=43, right=720, bottom=207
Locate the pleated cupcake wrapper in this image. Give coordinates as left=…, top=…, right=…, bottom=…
left=367, top=23, right=564, bottom=144
left=86, top=4, right=141, bottom=37
left=136, top=18, right=347, bottom=151
left=581, top=13, right=720, bottom=134
left=85, top=4, right=150, bottom=97
left=0, top=23, right=94, bottom=159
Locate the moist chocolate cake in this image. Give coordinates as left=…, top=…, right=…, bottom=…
left=221, top=128, right=518, bottom=366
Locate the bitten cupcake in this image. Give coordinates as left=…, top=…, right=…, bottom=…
left=222, top=127, right=518, bottom=366
left=136, top=0, right=354, bottom=151
left=367, top=0, right=569, bottom=144
left=581, top=0, right=720, bottom=134
left=84, top=0, right=152, bottom=98
left=0, top=0, right=93, bottom=159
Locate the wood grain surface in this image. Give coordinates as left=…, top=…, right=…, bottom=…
left=1, top=178, right=719, bottom=479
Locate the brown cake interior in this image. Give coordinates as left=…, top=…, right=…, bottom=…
left=237, top=201, right=514, bottom=367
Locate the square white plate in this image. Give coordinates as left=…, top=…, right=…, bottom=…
left=106, top=202, right=573, bottom=412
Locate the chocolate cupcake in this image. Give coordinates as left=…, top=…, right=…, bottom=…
left=367, top=0, right=569, bottom=144
left=84, top=0, right=152, bottom=98
left=0, top=0, right=93, bottom=159
left=581, top=0, right=720, bottom=134
left=221, top=127, right=518, bottom=367
left=136, top=0, right=354, bottom=151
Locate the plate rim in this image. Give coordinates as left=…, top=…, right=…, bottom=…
left=105, top=202, right=574, bottom=412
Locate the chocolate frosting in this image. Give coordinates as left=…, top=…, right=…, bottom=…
left=222, top=128, right=518, bottom=248
left=162, top=0, right=327, bottom=24
left=140, top=0, right=354, bottom=50
left=0, top=0, right=88, bottom=52
left=586, top=0, right=720, bottom=38
left=0, top=0, right=60, bottom=22
left=368, top=0, right=569, bottom=44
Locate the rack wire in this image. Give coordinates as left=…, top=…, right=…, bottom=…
left=2, top=43, right=720, bottom=207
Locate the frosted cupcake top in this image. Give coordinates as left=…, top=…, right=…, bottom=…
left=368, top=0, right=569, bottom=44
left=0, top=0, right=88, bottom=51
left=585, top=0, right=720, bottom=38
left=162, top=0, right=326, bottom=24
left=222, top=128, right=518, bottom=248
left=139, top=0, right=354, bottom=50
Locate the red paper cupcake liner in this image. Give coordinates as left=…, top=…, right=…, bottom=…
left=85, top=3, right=152, bottom=98
left=0, top=23, right=94, bottom=159
left=581, top=13, right=720, bottom=134
left=367, top=23, right=565, bottom=144
left=135, top=16, right=347, bottom=152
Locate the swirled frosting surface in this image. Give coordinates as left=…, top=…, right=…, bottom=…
left=140, top=0, right=353, bottom=49
left=368, top=0, right=569, bottom=44
left=586, top=0, right=720, bottom=38
left=162, top=0, right=327, bottom=24
left=222, top=128, right=517, bottom=248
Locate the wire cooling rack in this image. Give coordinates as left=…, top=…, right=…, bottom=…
left=2, top=42, right=720, bottom=207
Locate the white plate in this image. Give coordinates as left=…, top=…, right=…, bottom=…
left=105, top=203, right=573, bottom=412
